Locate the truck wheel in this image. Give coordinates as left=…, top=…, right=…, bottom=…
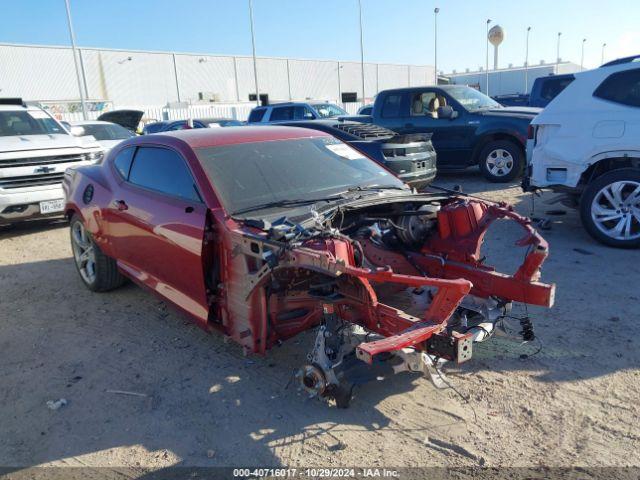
left=580, top=169, right=640, bottom=248
left=478, top=140, right=524, bottom=183
left=70, top=214, right=125, bottom=291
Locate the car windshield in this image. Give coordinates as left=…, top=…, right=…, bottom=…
left=80, top=123, right=134, bottom=141
left=0, top=110, right=66, bottom=137
left=446, top=86, right=502, bottom=111
left=311, top=103, right=348, bottom=118
left=196, top=137, right=407, bottom=216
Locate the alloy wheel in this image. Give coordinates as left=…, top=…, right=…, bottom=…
left=591, top=180, right=640, bottom=241
left=485, top=148, right=514, bottom=177
left=71, top=221, right=97, bottom=285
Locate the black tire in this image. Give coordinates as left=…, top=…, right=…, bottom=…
left=69, top=214, right=125, bottom=291
left=579, top=169, right=640, bottom=248
left=478, top=140, right=524, bottom=183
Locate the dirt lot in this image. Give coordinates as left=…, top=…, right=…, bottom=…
left=1, top=171, right=639, bottom=475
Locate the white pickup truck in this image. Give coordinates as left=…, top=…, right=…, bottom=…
left=0, top=99, right=104, bottom=224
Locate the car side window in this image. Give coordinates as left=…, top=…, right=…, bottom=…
left=381, top=94, right=403, bottom=118
left=294, top=106, right=315, bottom=120
left=410, top=92, right=437, bottom=116
left=540, top=77, right=574, bottom=100
left=270, top=107, right=294, bottom=121
left=128, top=147, right=201, bottom=202
left=593, top=68, right=640, bottom=108
left=168, top=122, right=187, bottom=131
left=248, top=109, right=266, bottom=122
left=113, top=147, right=136, bottom=179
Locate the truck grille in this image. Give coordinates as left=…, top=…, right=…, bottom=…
left=0, top=153, right=87, bottom=168
left=0, top=172, right=65, bottom=189
left=335, top=123, right=395, bottom=139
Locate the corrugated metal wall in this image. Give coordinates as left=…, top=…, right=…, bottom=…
left=0, top=43, right=434, bottom=106
left=447, top=62, right=580, bottom=96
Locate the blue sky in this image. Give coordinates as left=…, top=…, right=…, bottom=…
left=2, top=0, right=638, bottom=72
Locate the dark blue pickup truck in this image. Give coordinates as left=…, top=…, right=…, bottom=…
left=493, top=73, right=575, bottom=108
left=342, top=85, right=540, bottom=182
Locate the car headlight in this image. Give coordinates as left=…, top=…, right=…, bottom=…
left=84, top=150, right=105, bottom=164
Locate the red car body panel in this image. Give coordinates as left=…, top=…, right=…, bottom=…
left=64, top=127, right=555, bottom=397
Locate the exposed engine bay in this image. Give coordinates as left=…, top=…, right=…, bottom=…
left=217, top=191, right=555, bottom=407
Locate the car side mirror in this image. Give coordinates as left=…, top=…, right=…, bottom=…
left=69, top=125, right=85, bottom=137
left=437, top=105, right=458, bottom=120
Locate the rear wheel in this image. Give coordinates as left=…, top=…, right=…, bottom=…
left=70, top=215, right=125, bottom=291
left=580, top=169, right=640, bottom=248
left=478, top=140, right=524, bottom=183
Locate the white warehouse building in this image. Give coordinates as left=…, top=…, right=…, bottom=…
left=0, top=42, right=435, bottom=120
left=446, top=61, right=581, bottom=96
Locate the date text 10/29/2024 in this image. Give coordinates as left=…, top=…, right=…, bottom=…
left=232, top=468, right=399, bottom=478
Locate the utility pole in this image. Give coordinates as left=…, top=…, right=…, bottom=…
left=524, top=26, right=531, bottom=93
left=358, top=0, right=366, bottom=102
left=601, top=43, right=607, bottom=65
left=249, top=0, right=260, bottom=106
left=580, top=38, right=587, bottom=71
left=434, top=7, right=439, bottom=85
left=63, top=0, right=87, bottom=120
left=485, top=19, right=491, bottom=95
left=556, top=32, right=562, bottom=68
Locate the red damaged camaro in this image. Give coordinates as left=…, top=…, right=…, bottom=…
left=63, top=126, right=555, bottom=407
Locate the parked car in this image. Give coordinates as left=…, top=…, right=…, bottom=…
left=63, top=126, right=554, bottom=407
left=278, top=120, right=436, bottom=189
left=493, top=73, right=575, bottom=108
left=342, top=85, right=540, bottom=182
left=357, top=105, right=373, bottom=115
left=71, top=120, right=135, bottom=152
left=142, top=121, right=170, bottom=134
left=524, top=55, right=640, bottom=248
left=248, top=102, right=348, bottom=123
left=96, top=109, right=144, bottom=133
left=0, top=98, right=103, bottom=224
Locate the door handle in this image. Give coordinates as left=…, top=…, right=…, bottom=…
left=112, top=199, right=128, bottom=211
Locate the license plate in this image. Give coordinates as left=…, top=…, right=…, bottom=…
left=39, top=199, right=65, bottom=214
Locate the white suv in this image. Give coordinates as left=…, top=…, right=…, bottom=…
left=524, top=56, right=640, bottom=248
left=0, top=99, right=103, bottom=225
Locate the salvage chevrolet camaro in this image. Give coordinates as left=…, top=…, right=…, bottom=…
left=63, top=127, right=555, bottom=407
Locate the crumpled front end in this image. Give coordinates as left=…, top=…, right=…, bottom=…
left=214, top=194, right=555, bottom=406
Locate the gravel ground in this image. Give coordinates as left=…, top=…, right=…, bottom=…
left=1, top=171, right=639, bottom=476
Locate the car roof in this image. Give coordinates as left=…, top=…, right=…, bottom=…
left=380, top=85, right=460, bottom=94
left=73, top=120, right=119, bottom=126
left=156, top=125, right=330, bottom=148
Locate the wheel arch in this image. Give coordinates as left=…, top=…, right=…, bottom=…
left=471, top=132, right=525, bottom=165
left=578, top=152, right=640, bottom=190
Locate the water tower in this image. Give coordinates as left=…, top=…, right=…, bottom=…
left=488, top=25, right=505, bottom=69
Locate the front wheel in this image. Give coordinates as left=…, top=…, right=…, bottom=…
left=478, top=140, right=524, bottom=183
left=70, top=215, right=125, bottom=291
left=579, top=169, right=640, bottom=248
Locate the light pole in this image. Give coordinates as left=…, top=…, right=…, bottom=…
left=601, top=42, right=607, bottom=65
left=556, top=32, right=562, bottom=67
left=434, top=7, right=439, bottom=85
left=524, top=26, right=531, bottom=94
left=580, top=38, right=587, bottom=71
left=63, top=0, right=87, bottom=120
left=248, top=0, right=260, bottom=106
left=358, top=0, right=366, bottom=102
left=485, top=19, right=491, bottom=95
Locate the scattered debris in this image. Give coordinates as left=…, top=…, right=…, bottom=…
left=545, top=209, right=566, bottom=216
left=207, top=449, right=216, bottom=458
left=46, top=398, right=67, bottom=410
left=608, top=316, right=621, bottom=322
left=105, top=389, right=148, bottom=398
left=573, top=248, right=594, bottom=255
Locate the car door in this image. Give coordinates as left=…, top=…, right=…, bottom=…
left=106, top=145, right=210, bottom=325
left=401, top=89, right=476, bottom=168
